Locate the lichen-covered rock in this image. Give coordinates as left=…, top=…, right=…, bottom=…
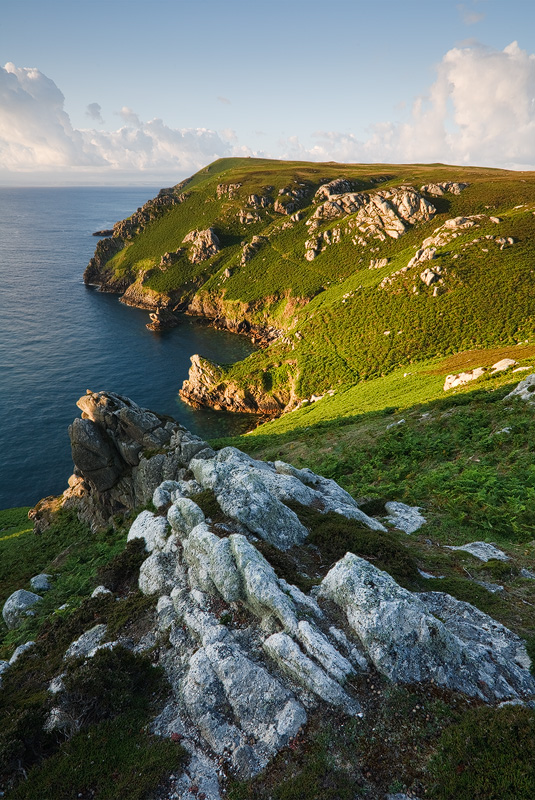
left=444, top=541, right=510, bottom=562
left=319, top=554, right=535, bottom=701
left=263, top=632, right=360, bottom=714
left=385, top=501, right=426, bottom=534
left=127, top=510, right=169, bottom=552
left=504, top=373, right=535, bottom=402
left=183, top=524, right=242, bottom=602
left=182, top=228, right=220, bottom=263
left=297, top=621, right=356, bottom=682
left=2, top=589, right=43, bottom=630
left=9, top=641, right=35, bottom=665
left=30, top=573, right=52, bottom=592
left=167, top=497, right=205, bottom=539
left=64, top=624, right=107, bottom=660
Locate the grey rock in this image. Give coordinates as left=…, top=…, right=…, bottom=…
left=2, top=589, right=43, bottom=630
left=9, top=641, right=35, bottom=665
left=263, top=632, right=361, bottom=715
left=504, top=373, right=535, bottom=402
left=182, top=228, right=220, bottom=263
left=0, top=660, right=9, bottom=675
left=385, top=501, right=426, bottom=534
left=183, top=524, right=242, bottom=602
left=319, top=553, right=535, bottom=701
left=91, top=585, right=112, bottom=598
left=127, top=510, right=169, bottom=552
left=445, top=541, right=510, bottom=562
left=167, top=498, right=205, bottom=539
left=297, top=621, right=355, bottom=682
left=30, top=573, right=52, bottom=592
left=69, top=417, right=124, bottom=492
left=64, top=623, right=107, bottom=660
left=139, top=551, right=180, bottom=596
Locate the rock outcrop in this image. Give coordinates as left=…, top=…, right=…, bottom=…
left=2, top=589, right=43, bottom=630
left=182, top=228, right=221, bottom=263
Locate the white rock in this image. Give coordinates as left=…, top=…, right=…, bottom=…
left=2, top=589, right=43, bottom=630
left=127, top=510, right=169, bottom=552
left=385, top=501, right=426, bottom=534
left=139, top=551, right=180, bottom=596
left=263, top=632, right=360, bottom=715
left=444, top=541, right=510, bottom=562
left=9, top=641, right=35, bottom=665
left=319, top=553, right=535, bottom=701
left=91, top=585, right=112, bottom=598
left=183, top=523, right=242, bottom=602
left=65, top=623, right=107, bottom=660
left=297, top=621, right=355, bottom=683
left=167, top=497, right=205, bottom=539
left=491, top=358, right=517, bottom=372
left=444, top=367, right=486, bottom=391
left=504, top=373, right=535, bottom=402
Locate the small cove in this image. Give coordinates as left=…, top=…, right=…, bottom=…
left=0, top=187, right=257, bottom=509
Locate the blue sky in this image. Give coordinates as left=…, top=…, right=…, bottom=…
left=1, top=0, right=535, bottom=184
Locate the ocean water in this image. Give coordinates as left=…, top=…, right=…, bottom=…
left=0, top=187, right=257, bottom=509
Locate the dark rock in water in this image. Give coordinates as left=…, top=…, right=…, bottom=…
left=92, top=229, right=114, bottom=237
left=146, top=307, right=179, bottom=332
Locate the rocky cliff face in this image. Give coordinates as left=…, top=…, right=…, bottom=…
left=26, top=391, right=535, bottom=800
left=179, top=355, right=289, bottom=416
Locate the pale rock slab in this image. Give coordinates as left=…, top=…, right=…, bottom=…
left=444, top=541, right=510, bottom=562
left=504, top=373, right=535, bottom=402
left=385, top=501, right=427, bottom=534
left=319, top=553, right=535, bottom=701
left=167, top=497, right=205, bottom=539
left=64, top=623, right=107, bottom=660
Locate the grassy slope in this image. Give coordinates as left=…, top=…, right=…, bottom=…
left=96, top=157, right=535, bottom=407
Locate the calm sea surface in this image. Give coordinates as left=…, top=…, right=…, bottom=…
left=0, top=187, right=257, bottom=509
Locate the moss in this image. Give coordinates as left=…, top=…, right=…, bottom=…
left=193, top=489, right=228, bottom=524
left=96, top=537, right=147, bottom=594
left=428, top=705, right=535, bottom=799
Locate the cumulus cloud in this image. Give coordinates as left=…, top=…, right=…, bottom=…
left=279, top=41, right=535, bottom=170
left=0, top=63, right=234, bottom=180
left=86, top=102, right=103, bottom=123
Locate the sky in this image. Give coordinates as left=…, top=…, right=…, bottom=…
left=1, top=0, right=535, bottom=185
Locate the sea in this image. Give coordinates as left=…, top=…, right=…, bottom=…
left=0, top=187, right=258, bottom=510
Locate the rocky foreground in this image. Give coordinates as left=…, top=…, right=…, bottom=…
left=5, top=390, right=534, bottom=799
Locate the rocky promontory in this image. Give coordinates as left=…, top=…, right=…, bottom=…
left=13, top=389, right=534, bottom=799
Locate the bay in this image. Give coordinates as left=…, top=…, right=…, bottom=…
left=0, top=187, right=257, bottom=509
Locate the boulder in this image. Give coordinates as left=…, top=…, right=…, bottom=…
left=504, top=373, right=535, bottom=402
left=444, top=367, right=486, bottom=391
left=491, top=358, right=517, bottom=372
left=9, top=641, right=35, bottom=665
left=30, top=573, right=52, bottom=592
left=64, top=624, right=107, bottom=660
left=2, top=589, right=43, bottom=630
left=127, top=510, right=169, bottom=552
left=319, top=553, right=535, bottom=701
left=385, top=501, right=426, bottom=534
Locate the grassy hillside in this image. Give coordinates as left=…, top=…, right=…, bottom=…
left=88, top=157, right=535, bottom=411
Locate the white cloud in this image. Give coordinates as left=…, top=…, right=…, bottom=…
left=2, top=43, right=535, bottom=183
left=0, top=63, right=233, bottom=182
left=278, top=41, right=535, bottom=170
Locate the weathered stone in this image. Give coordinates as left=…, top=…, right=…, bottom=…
left=2, top=589, right=42, bottom=630
left=491, top=358, right=517, bottom=372
left=444, top=541, right=510, bottom=562
left=127, top=510, right=169, bottom=552
left=263, top=632, right=360, bottom=714
left=9, top=641, right=36, bottom=665
left=91, top=585, right=112, bottom=598
left=183, top=524, right=242, bottom=602
left=64, top=624, right=107, bottom=660
left=30, top=573, right=52, bottom=592
left=182, top=228, right=220, bottom=263
left=69, top=418, right=124, bottom=492
left=319, top=553, right=535, bottom=701
left=444, top=367, right=486, bottom=391
left=167, top=498, right=205, bottom=539
left=504, top=373, right=535, bottom=402
left=139, top=551, right=178, bottom=596
left=385, top=501, right=426, bottom=534
left=297, top=621, right=355, bottom=682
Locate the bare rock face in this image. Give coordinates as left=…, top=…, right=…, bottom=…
left=59, top=391, right=214, bottom=529
left=420, top=181, right=469, bottom=196
left=182, top=228, right=221, bottom=263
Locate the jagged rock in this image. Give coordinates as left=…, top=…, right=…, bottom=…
left=127, top=510, right=170, bottom=552
left=146, top=306, right=179, bottom=332
left=69, top=417, right=125, bottom=492
left=319, top=553, right=535, bottom=701
left=369, top=257, right=389, bottom=269
left=444, top=541, right=510, bottom=562
left=64, top=624, right=107, bottom=660
left=238, top=209, right=261, bottom=224
left=296, top=620, right=356, bottom=682
left=182, top=228, right=221, bottom=263
left=314, top=179, right=354, bottom=202
left=190, top=448, right=385, bottom=550
left=385, top=501, right=426, bottom=534
left=2, top=589, right=42, bottom=630
left=263, top=632, right=360, bottom=714
left=444, top=367, right=486, bottom=391
left=504, top=373, right=535, bottom=402
left=159, top=249, right=184, bottom=268
left=420, top=266, right=442, bottom=286
left=216, top=183, right=241, bottom=198
left=30, top=573, right=52, bottom=592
